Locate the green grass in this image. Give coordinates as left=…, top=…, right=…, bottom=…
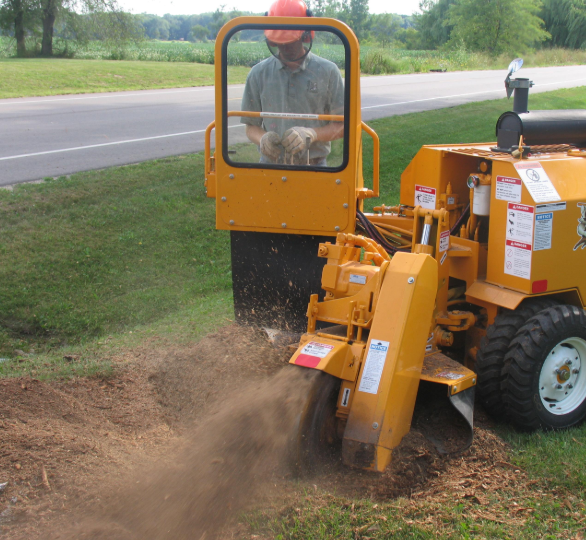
left=0, top=153, right=233, bottom=373
left=0, top=58, right=249, bottom=98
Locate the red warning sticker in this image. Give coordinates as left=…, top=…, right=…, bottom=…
left=414, top=185, right=437, bottom=210
left=295, top=341, right=334, bottom=368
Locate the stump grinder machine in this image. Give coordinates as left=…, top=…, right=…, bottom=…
left=204, top=14, right=586, bottom=472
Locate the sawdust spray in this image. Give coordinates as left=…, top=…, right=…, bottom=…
left=53, top=367, right=315, bottom=540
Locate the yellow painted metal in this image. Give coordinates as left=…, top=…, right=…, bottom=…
left=341, top=252, right=438, bottom=472
left=208, top=16, right=369, bottom=236
left=420, top=352, right=477, bottom=395
left=289, top=336, right=359, bottom=382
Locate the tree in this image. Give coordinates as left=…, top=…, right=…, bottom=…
left=414, top=0, right=456, bottom=49
left=0, top=0, right=37, bottom=56
left=446, top=0, right=550, bottom=54
left=370, top=13, right=401, bottom=47
left=541, top=0, right=586, bottom=49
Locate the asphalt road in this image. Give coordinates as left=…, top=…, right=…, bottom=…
left=1, top=65, right=585, bottom=187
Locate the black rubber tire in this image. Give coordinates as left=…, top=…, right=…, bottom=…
left=502, top=305, right=586, bottom=431
left=475, top=298, right=558, bottom=419
left=293, top=370, right=342, bottom=476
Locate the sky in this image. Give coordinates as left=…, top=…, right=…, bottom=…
left=117, top=0, right=422, bottom=17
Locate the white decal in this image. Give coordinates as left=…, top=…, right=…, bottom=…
left=358, top=340, right=390, bottom=395
left=514, top=161, right=561, bottom=203
left=447, top=196, right=455, bottom=205
left=440, top=251, right=448, bottom=265
left=534, top=213, right=553, bottom=251
left=436, top=371, right=464, bottom=380
left=414, top=185, right=437, bottom=210
left=496, top=175, right=522, bottom=203
left=506, top=203, right=534, bottom=244
left=341, top=388, right=351, bottom=407
left=504, top=240, right=532, bottom=279
left=425, top=344, right=433, bottom=353
left=349, top=273, right=367, bottom=285
left=439, top=230, right=450, bottom=252
left=300, top=341, right=333, bottom=359
left=575, top=203, right=586, bottom=251
left=536, top=202, right=566, bottom=213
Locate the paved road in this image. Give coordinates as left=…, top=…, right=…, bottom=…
left=1, top=65, right=585, bottom=187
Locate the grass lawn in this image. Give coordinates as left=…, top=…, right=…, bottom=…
left=0, top=58, right=250, bottom=99
left=1, top=85, right=586, bottom=538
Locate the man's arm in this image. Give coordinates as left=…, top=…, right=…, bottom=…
left=245, top=124, right=266, bottom=145
left=314, top=122, right=344, bottom=142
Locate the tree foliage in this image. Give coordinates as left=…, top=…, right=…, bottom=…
left=446, top=0, right=549, bottom=54
left=541, top=0, right=586, bottom=49
left=414, top=0, right=456, bottom=49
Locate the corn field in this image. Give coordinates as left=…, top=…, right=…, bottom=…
left=1, top=37, right=584, bottom=75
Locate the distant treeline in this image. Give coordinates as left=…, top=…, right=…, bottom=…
left=1, top=0, right=584, bottom=58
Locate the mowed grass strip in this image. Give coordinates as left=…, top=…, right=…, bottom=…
left=0, top=58, right=249, bottom=99
left=0, top=154, right=232, bottom=374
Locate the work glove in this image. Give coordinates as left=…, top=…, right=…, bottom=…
left=282, top=126, right=317, bottom=155
left=259, top=131, right=282, bottom=161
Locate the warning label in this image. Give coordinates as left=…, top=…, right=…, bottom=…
left=359, top=340, right=390, bottom=395
left=349, top=274, right=367, bottom=285
left=506, top=203, right=535, bottom=244
left=414, top=185, right=437, bottom=210
left=534, top=213, right=553, bottom=251
left=504, top=240, right=532, bottom=279
left=496, top=176, right=522, bottom=203
left=514, top=161, right=561, bottom=203
left=295, top=341, right=334, bottom=368
left=439, top=230, right=450, bottom=252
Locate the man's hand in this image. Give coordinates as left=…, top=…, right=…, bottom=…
left=282, top=127, right=317, bottom=155
left=259, top=131, right=282, bottom=161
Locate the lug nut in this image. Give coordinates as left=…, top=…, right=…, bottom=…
left=556, top=384, right=563, bottom=389
left=573, top=369, right=580, bottom=374
left=568, top=384, right=574, bottom=389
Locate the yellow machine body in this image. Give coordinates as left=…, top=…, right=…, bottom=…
left=207, top=16, right=586, bottom=473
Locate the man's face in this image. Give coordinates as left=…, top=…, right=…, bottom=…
left=276, top=39, right=306, bottom=62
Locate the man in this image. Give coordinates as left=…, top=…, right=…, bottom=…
left=240, top=0, right=345, bottom=166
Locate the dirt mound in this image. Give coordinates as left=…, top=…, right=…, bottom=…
left=0, top=324, right=512, bottom=539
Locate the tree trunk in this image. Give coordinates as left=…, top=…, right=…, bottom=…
left=11, top=0, right=26, bottom=57
left=41, top=0, right=58, bottom=56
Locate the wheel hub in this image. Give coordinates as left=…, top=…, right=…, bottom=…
left=539, top=338, right=586, bottom=415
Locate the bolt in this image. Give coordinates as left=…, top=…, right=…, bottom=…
left=556, top=384, right=563, bottom=389
left=335, top=179, right=341, bottom=185
left=221, top=196, right=227, bottom=202
left=573, top=368, right=580, bottom=374
left=567, top=359, right=573, bottom=365
left=453, top=386, right=458, bottom=393
left=229, top=220, right=235, bottom=225
left=472, top=378, right=476, bottom=385
left=343, top=203, right=349, bottom=209
left=335, top=226, right=340, bottom=231
left=282, top=223, right=287, bottom=228
left=372, top=422, right=379, bottom=430
left=229, top=174, right=235, bottom=179
left=568, top=384, right=574, bottom=389
left=408, top=277, right=415, bottom=284
left=282, top=176, right=287, bottom=182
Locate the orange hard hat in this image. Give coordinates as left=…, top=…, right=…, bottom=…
left=264, top=0, right=314, bottom=44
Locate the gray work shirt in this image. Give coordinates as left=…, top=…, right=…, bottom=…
left=241, top=52, right=344, bottom=160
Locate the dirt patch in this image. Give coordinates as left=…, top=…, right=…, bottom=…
left=0, top=325, right=524, bottom=539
